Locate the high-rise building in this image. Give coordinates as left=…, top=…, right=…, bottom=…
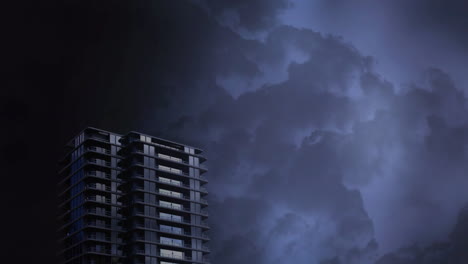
left=57, top=127, right=209, bottom=264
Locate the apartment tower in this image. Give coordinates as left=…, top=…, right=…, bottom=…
left=57, top=127, right=209, bottom=264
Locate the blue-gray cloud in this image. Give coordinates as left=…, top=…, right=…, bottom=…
left=15, top=0, right=468, bottom=263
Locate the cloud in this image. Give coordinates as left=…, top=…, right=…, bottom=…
left=198, top=0, right=292, bottom=34
left=160, top=23, right=381, bottom=264
left=281, top=0, right=468, bottom=91
left=375, top=205, right=468, bottom=264
left=15, top=0, right=468, bottom=263
left=159, top=23, right=468, bottom=264
left=400, top=0, right=468, bottom=48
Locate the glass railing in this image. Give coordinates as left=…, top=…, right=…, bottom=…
left=88, top=146, right=110, bottom=154
left=133, top=210, right=209, bottom=226
left=153, top=142, right=180, bottom=151
left=159, top=252, right=185, bottom=260
left=87, top=135, right=109, bottom=142
left=86, top=208, right=111, bottom=216
left=158, top=214, right=187, bottom=224
left=159, top=239, right=188, bottom=248
left=158, top=165, right=184, bottom=175
left=86, top=183, right=111, bottom=192
left=159, top=226, right=184, bottom=235
left=159, top=201, right=184, bottom=211
left=87, top=171, right=111, bottom=179
left=88, top=159, right=111, bottom=167
left=157, top=153, right=183, bottom=163
left=157, top=177, right=185, bottom=187
left=86, top=222, right=111, bottom=229
left=133, top=224, right=209, bottom=239
left=87, top=234, right=111, bottom=241
left=164, top=204, right=208, bottom=216
left=86, top=247, right=111, bottom=254
left=86, top=196, right=111, bottom=204
left=158, top=189, right=183, bottom=198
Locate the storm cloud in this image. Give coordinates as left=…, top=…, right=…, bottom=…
left=281, top=0, right=468, bottom=90
left=5, top=0, right=468, bottom=263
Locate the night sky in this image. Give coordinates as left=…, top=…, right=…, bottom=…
left=4, top=0, right=468, bottom=263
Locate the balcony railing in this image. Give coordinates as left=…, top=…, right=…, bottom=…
left=132, top=223, right=209, bottom=239
left=133, top=200, right=209, bottom=216
left=87, top=171, right=111, bottom=179
left=86, top=196, right=111, bottom=204
left=88, top=146, right=111, bottom=155
left=131, top=187, right=207, bottom=205
left=160, top=240, right=191, bottom=248
left=157, top=153, right=183, bottom=163
left=86, top=183, right=111, bottom=192
left=134, top=149, right=207, bottom=169
left=87, top=234, right=111, bottom=241
left=132, top=164, right=207, bottom=181
left=161, top=240, right=211, bottom=252
left=133, top=211, right=209, bottom=227
left=158, top=189, right=184, bottom=199
left=88, top=159, right=111, bottom=167
left=86, top=208, right=111, bottom=216
left=155, top=176, right=187, bottom=187
left=158, top=165, right=184, bottom=175
left=158, top=252, right=210, bottom=263
left=133, top=251, right=210, bottom=263
left=86, top=222, right=111, bottom=229
left=159, top=201, right=186, bottom=211
left=86, top=247, right=111, bottom=254
left=156, top=200, right=208, bottom=215
left=86, top=135, right=109, bottom=143
left=133, top=177, right=208, bottom=196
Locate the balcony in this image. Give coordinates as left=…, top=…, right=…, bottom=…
left=132, top=211, right=209, bottom=228
left=86, top=247, right=111, bottom=254
left=87, top=234, right=111, bottom=242
left=159, top=239, right=191, bottom=249
left=86, top=221, right=111, bottom=229
left=88, top=159, right=111, bottom=167
left=155, top=176, right=186, bottom=187
left=158, top=165, right=185, bottom=175
left=130, top=163, right=207, bottom=182
left=133, top=149, right=207, bottom=170
left=157, top=153, right=183, bottom=163
left=132, top=223, right=210, bottom=240
left=86, top=183, right=111, bottom=192
left=132, top=175, right=207, bottom=193
left=87, top=171, right=111, bottom=180
left=157, top=252, right=211, bottom=263
left=86, top=134, right=109, bottom=143
left=155, top=202, right=208, bottom=216
left=156, top=164, right=207, bottom=182
left=86, top=208, right=111, bottom=217
left=158, top=239, right=210, bottom=252
left=132, top=198, right=208, bottom=216
left=86, top=195, right=111, bottom=204
left=158, top=189, right=185, bottom=199
left=87, top=146, right=111, bottom=155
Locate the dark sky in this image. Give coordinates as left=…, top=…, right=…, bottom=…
left=3, top=0, right=468, bottom=263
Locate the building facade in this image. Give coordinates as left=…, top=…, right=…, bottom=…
left=57, top=127, right=209, bottom=264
